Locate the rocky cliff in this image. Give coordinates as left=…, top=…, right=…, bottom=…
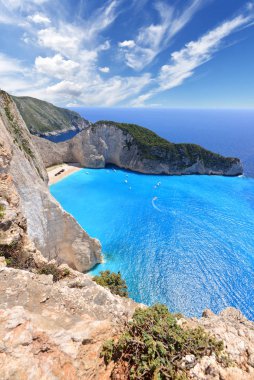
left=33, top=121, right=243, bottom=176
left=0, top=90, right=101, bottom=271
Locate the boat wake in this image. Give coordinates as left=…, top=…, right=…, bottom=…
left=152, top=196, right=162, bottom=212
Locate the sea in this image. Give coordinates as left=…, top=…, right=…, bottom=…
left=50, top=108, right=254, bottom=319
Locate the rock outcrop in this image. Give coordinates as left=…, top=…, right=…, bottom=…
left=187, top=308, right=254, bottom=379
left=0, top=265, right=253, bottom=380
left=0, top=90, right=101, bottom=271
left=0, top=266, right=138, bottom=380
left=33, top=122, right=243, bottom=176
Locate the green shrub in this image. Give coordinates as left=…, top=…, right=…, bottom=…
left=101, top=304, right=225, bottom=380
left=0, top=204, right=5, bottom=219
left=38, top=263, right=70, bottom=282
left=93, top=270, right=128, bottom=297
left=5, top=257, right=14, bottom=267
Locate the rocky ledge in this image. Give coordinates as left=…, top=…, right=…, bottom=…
left=33, top=121, right=243, bottom=176
left=0, top=263, right=253, bottom=380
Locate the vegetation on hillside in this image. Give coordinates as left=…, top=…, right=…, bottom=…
left=93, top=270, right=128, bottom=297
left=13, top=95, right=87, bottom=134
left=102, top=304, right=226, bottom=380
left=38, top=263, right=70, bottom=282
left=0, top=204, right=5, bottom=219
left=94, top=121, right=239, bottom=168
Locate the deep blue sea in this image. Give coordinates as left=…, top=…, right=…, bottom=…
left=50, top=108, right=254, bottom=319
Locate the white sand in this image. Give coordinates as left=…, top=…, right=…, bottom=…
left=47, top=163, right=82, bottom=185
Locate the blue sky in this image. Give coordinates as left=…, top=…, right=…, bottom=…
left=0, top=0, right=253, bottom=108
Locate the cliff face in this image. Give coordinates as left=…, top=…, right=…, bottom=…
left=33, top=122, right=243, bottom=176
left=0, top=91, right=101, bottom=272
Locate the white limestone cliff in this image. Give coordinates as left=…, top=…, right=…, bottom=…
left=33, top=123, right=243, bottom=176
left=0, top=90, right=101, bottom=272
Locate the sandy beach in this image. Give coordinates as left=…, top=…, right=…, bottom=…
left=47, top=163, right=82, bottom=185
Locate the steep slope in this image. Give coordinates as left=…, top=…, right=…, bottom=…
left=12, top=95, right=89, bottom=135
left=34, top=121, right=243, bottom=176
left=0, top=90, right=101, bottom=271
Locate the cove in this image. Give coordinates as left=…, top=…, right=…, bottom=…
left=50, top=168, right=254, bottom=320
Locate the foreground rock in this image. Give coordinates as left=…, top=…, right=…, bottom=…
left=183, top=308, right=254, bottom=380
left=0, top=90, right=101, bottom=271
left=33, top=122, right=243, bottom=176
left=0, top=266, right=137, bottom=380
left=0, top=266, right=253, bottom=380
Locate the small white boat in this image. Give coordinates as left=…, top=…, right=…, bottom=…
left=124, top=179, right=128, bottom=183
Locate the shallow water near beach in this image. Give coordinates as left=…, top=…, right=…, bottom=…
left=51, top=168, right=254, bottom=320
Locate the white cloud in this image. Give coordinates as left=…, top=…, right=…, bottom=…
left=46, top=80, right=83, bottom=97
left=76, top=74, right=151, bottom=106
left=43, top=74, right=151, bottom=106
left=38, top=25, right=84, bottom=57
left=82, top=0, right=119, bottom=42
left=28, top=13, right=50, bottom=25
left=158, top=14, right=253, bottom=91
left=35, top=54, right=80, bottom=79
left=36, top=2, right=118, bottom=58
left=1, top=0, right=48, bottom=10
left=133, top=11, right=254, bottom=106
left=98, top=40, right=111, bottom=51
left=0, top=53, right=25, bottom=74
left=121, top=0, right=203, bottom=71
left=118, top=40, right=136, bottom=48
left=99, top=67, right=110, bottom=73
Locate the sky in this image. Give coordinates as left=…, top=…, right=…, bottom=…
left=0, top=0, right=254, bottom=108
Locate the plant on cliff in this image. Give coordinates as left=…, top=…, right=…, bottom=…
left=101, top=304, right=225, bottom=380
left=38, top=263, right=70, bottom=282
left=3, top=97, right=34, bottom=159
left=0, top=241, right=36, bottom=270
left=0, top=204, right=5, bottom=219
left=93, top=270, right=128, bottom=297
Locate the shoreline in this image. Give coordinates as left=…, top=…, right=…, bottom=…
left=47, top=163, right=82, bottom=185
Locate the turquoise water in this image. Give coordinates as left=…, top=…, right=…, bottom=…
left=51, top=168, right=254, bottom=319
